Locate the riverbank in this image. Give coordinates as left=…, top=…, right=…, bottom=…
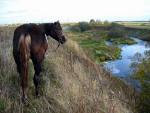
left=66, top=22, right=139, bottom=63
left=104, top=37, right=150, bottom=77
left=66, top=22, right=150, bottom=112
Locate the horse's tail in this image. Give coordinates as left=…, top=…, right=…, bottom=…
left=18, top=34, right=31, bottom=98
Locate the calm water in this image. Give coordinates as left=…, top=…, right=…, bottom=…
left=104, top=37, right=150, bottom=77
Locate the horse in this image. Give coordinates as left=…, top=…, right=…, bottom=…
left=13, top=21, right=66, bottom=102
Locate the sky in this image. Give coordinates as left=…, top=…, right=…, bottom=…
left=0, top=0, right=150, bottom=24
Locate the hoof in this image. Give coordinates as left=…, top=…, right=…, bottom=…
left=35, top=92, right=40, bottom=98
left=22, top=96, right=28, bottom=104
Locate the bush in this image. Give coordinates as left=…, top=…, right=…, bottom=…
left=96, top=19, right=102, bottom=25
left=108, top=23, right=125, bottom=38
left=69, top=22, right=91, bottom=32
left=140, top=23, right=146, bottom=26
left=78, top=22, right=91, bottom=32
left=131, top=52, right=150, bottom=113
left=110, top=22, right=123, bottom=27
left=103, top=20, right=109, bottom=25
left=89, top=19, right=95, bottom=24
left=89, top=19, right=103, bottom=26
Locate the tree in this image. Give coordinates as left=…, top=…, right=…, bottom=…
left=103, top=20, right=109, bottom=25
left=96, top=19, right=102, bottom=25
left=89, top=19, right=95, bottom=24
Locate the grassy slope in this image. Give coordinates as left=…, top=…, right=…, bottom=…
left=0, top=25, right=138, bottom=113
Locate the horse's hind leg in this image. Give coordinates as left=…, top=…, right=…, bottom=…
left=32, top=58, right=43, bottom=96
left=31, top=41, right=47, bottom=97
left=13, top=50, right=28, bottom=102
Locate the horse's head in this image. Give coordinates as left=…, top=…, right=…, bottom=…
left=48, top=21, right=66, bottom=44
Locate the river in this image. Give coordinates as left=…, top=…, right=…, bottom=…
left=103, top=37, right=150, bottom=78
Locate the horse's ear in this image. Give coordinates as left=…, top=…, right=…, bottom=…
left=54, top=21, right=60, bottom=26
left=54, top=21, right=58, bottom=25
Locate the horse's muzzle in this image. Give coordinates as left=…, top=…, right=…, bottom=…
left=60, top=36, right=67, bottom=44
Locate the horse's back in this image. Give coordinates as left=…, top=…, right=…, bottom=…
left=13, top=23, right=45, bottom=50
left=13, top=23, right=48, bottom=62
left=13, top=24, right=32, bottom=51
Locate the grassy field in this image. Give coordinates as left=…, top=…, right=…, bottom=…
left=0, top=24, right=138, bottom=113
left=116, top=21, right=150, bottom=30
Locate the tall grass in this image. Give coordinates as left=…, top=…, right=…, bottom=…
left=0, top=25, right=138, bottom=113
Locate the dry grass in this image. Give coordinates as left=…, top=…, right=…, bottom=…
left=0, top=25, right=138, bottom=113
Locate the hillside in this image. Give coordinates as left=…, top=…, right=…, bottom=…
left=0, top=25, right=138, bottom=113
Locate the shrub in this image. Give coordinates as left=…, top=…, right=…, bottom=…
left=89, top=19, right=95, bottom=24
left=69, top=22, right=91, bottom=32
left=89, top=19, right=103, bottom=26
left=110, top=22, right=123, bottom=27
left=103, top=20, right=109, bottom=25
left=108, top=23, right=125, bottom=38
left=96, top=19, right=102, bottom=25
left=78, top=22, right=91, bottom=32
left=140, top=23, right=146, bottom=26
left=131, top=52, right=150, bottom=113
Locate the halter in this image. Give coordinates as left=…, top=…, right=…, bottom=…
left=54, top=42, right=60, bottom=51
left=45, top=34, right=61, bottom=52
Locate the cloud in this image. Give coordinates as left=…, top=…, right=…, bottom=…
left=0, top=0, right=150, bottom=24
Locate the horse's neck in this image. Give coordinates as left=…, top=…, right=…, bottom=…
left=39, top=23, right=53, bottom=36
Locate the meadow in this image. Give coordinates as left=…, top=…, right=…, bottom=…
left=0, top=21, right=148, bottom=113
left=116, top=21, right=150, bottom=30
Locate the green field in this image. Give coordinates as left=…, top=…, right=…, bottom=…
left=116, top=21, right=150, bottom=29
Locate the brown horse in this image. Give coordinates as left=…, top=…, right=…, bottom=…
left=13, top=21, right=66, bottom=102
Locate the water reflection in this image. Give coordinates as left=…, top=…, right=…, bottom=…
left=104, top=37, right=150, bottom=77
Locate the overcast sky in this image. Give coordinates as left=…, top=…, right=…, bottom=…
left=0, top=0, right=150, bottom=24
